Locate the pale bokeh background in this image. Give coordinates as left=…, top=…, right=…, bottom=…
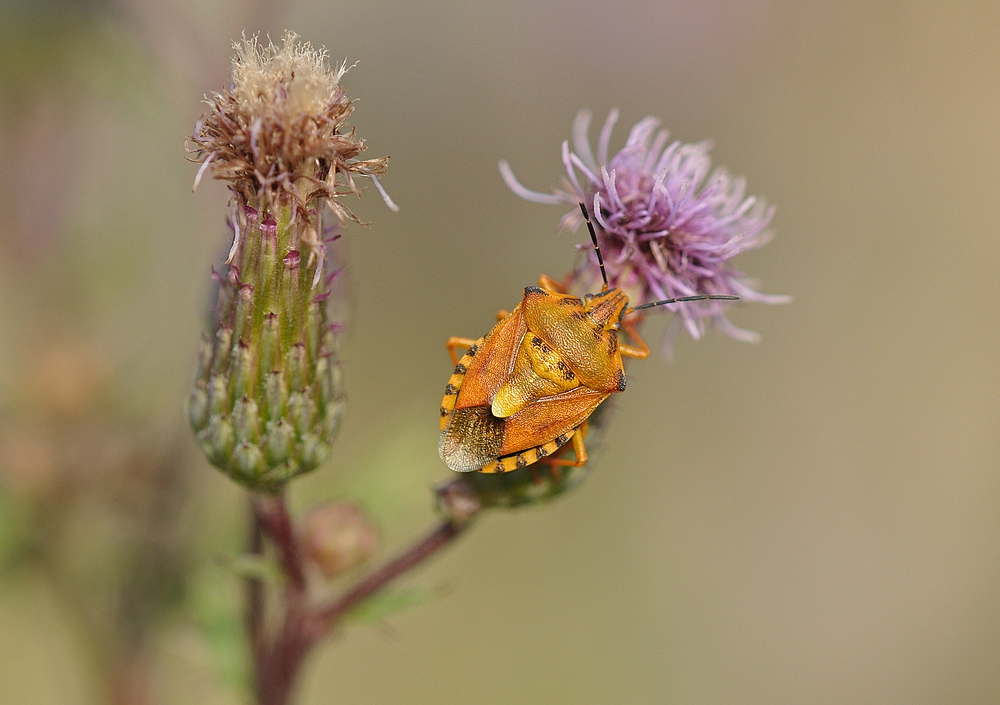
left=0, top=1, right=998, bottom=704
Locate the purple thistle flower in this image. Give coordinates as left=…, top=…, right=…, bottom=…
left=500, top=109, right=789, bottom=354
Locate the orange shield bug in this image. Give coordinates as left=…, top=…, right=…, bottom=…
left=439, top=203, right=738, bottom=474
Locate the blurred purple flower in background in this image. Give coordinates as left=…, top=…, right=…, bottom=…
left=501, top=109, right=789, bottom=353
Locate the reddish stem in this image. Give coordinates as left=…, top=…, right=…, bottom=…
left=109, top=650, right=153, bottom=705
left=247, top=486, right=468, bottom=705
left=250, top=492, right=311, bottom=705
left=249, top=489, right=469, bottom=705
left=254, top=493, right=306, bottom=591
left=307, top=520, right=461, bottom=637
left=256, top=595, right=312, bottom=705
left=247, top=498, right=265, bottom=664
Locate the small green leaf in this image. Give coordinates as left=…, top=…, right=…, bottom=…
left=346, top=586, right=437, bottom=625
left=190, top=566, right=252, bottom=695
left=0, top=489, right=34, bottom=578
left=221, top=553, right=285, bottom=585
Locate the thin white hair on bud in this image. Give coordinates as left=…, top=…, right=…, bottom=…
left=313, top=243, right=325, bottom=288
left=192, top=151, right=216, bottom=191
left=231, top=31, right=343, bottom=125
left=370, top=175, right=399, bottom=212
left=225, top=201, right=242, bottom=264
left=337, top=59, right=358, bottom=82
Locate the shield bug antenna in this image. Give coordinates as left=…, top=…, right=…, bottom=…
left=628, top=293, right=740, bottom=313
left=579, top=201, right=609, bottom=290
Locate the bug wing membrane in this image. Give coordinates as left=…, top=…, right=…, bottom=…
left=439, top=406, right=505, bottom=472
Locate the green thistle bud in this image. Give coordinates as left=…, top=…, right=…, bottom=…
left=187, top=33, right=389, bottom=492
left=190, top=228, right=342, bottom=492
left=451, top=459, right=589, bottom=509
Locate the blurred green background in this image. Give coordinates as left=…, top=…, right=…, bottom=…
left=0, top=0, right=998, bottom=703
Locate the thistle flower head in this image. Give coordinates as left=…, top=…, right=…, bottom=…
left=501, top=109, right=788, bottom=352
left=188, top=32, right=390, bottom=233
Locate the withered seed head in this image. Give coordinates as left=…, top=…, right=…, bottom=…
left=187, top=33, right=391, bottom=492
left=188, top=32, right=388, bottom=228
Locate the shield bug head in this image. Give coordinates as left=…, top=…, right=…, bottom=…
left=438, top=202, right=737, bottom=474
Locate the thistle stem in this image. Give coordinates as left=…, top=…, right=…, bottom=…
left=254, top=492, right=306, bottom=591
left=250, top=491, right=472, bottom=705
left=251, top=491, right=310, bottom=705
left=247, top=497, right=265, bottom=663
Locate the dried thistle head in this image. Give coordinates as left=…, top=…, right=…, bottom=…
left=188, top=32, right=389, bottom=232
left=187, top=34, right=393, bottom=492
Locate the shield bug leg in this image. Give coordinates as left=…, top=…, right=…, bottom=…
left=538, top=426, right=588, bottom=469
left=495, top=309, right=511, bottom=322
left=538, top=273, right=570, bottom=294
left=446, top=336, right=478, bottom=367
left=618, top=317, right=652, bottom=360
left=441, top=337, right=483, bottom=429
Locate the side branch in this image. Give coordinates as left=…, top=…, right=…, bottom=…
left=250, top=480, right=479, bottom=704
left=306, top=520, right=464, bottom=638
